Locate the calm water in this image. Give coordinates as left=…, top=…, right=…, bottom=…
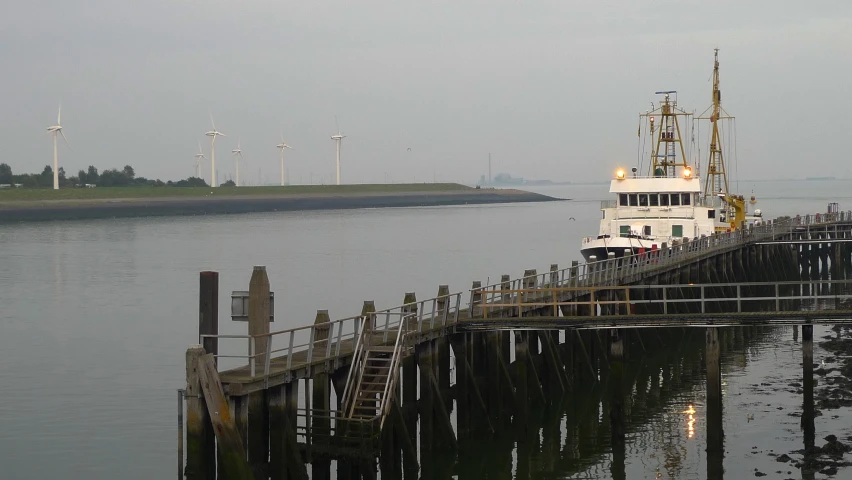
left=1, top=180, right=851, bottom=479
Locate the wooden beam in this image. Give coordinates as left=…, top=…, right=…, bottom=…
left=195, top=353, right=255, bottom=480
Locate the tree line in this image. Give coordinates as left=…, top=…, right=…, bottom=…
left=0, top=164, right=210, bottom=188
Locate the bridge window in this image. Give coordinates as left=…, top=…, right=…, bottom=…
left=619, top=193, right=628, bottom=206
left=670, top=194, right=681, bottom=206
left=681, top=193, right=691, bottom=206
left=660, top=194, right=670, bottom=206
left=672, top=224, right=683, bottom=237
left=629, top=194, right=638, bottom=206
left=639, top=194, right=648, bottom=206
left=643, top=225, right=652, bottom=236
left=649, top=194, right=659, bottom=206
left=619, top=225, right=630, bottom=237
left=708, top=209, right=716, bottom=219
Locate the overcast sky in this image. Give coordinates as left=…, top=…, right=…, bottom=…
left=2, top=1, right=850, bottom=185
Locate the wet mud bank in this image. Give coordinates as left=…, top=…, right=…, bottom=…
left=0, top=189, right=562, bottom=223
left=752, top=325, right=852, bottom=478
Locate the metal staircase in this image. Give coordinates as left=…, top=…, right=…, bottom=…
left=340, top=311, right=414, bottom=430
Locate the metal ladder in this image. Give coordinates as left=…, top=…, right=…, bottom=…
left=340, top=312, right=413, bottom=429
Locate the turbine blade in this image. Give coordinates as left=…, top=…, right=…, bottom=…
left=210, top=112, right=216, bottom=130
left=198, top=141, right=203, bottom=153
left=60, top=130, right=72, bottom=151
left=57, top=105, right=61, bottom=125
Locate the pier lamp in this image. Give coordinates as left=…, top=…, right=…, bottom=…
left=682, top=167, right=692, bottom=178
left=615, top=169, right=626, bottom=180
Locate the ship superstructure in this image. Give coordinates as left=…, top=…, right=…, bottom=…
left=580, top=51, right=759, bottom=262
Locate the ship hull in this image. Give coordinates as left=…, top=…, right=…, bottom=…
left=580, top=236, right=665, bottom=262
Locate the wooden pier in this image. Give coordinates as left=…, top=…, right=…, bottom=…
left=180, top=211, right=852, bottom=480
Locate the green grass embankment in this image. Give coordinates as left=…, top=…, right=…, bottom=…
left=0, top=183, right=474, bottom=202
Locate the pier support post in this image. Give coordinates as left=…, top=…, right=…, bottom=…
left=416, top=340, right=435, bottom=456
left=311, top=310, right=331, bottom=480
left=199, top=271, right=219, bottom=364
left=450, top=333, right=470, bottom=440
left=609, top=330, right=626, bottom=480
left=514, top=330, right=530, bottom=431
left=247, top=266, right=271, bottom=479
left=802, top=325, right=816, bottom=452
left=705, top=327, right=724, bottom=480
left=185, top=345, right=215, bottom=480
left=436, top=285, right=452, bottom=412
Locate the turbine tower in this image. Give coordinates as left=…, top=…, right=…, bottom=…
left=330, top=118, right=346, bottom=185
left=205, top=114, right=226, bottom=187
left=46, top=106, right=70, bottom=190
left=194, top=141, right=207, bottom=178
left=231, top=138, right=244, bottom=186
left=276, top=133, right=292, bottom=186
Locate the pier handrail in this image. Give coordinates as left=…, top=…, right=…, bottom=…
left=472, top=279, right=852, bottom=320
left=201, top=312, right=365, bottom=378
left=339, top=312, right=370, bottom=415
left=341, top=291, right=462, bottom=420
left=469, top=212, right=852, bottom=309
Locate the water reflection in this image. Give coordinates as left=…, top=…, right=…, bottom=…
left=439, top=327, right=829, bottom=480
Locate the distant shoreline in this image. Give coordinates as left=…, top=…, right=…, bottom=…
left=0, top=186, right=563, bottom=223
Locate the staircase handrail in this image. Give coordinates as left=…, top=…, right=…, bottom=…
left=339, top=313, right=369, bottom=415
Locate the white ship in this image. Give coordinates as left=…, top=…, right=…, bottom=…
left=580, top=50, right=760, bottom=262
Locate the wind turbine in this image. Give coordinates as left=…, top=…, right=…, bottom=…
left=46, top=105, right=70, bottom=190
left=231, top=138, right=244, bottom=186
left=194, top=141, right=207, bottom=178
left=276, top=133, right=293, bottom=186
left=330, top=118, right=346, bottom=185
left=205, top=114, right=226, bottom=187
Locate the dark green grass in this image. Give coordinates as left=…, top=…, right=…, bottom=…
left=0, top=183, right=474, bottom=202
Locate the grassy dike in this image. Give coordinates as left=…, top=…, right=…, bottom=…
left=0, top=183, right=563, bottom=223
left=0, top=183, right=475, bottom=202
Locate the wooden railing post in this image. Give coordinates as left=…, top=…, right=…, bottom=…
left=248, top=266, right=271, bottom=373
left=199, top=271, right=219, bottom=367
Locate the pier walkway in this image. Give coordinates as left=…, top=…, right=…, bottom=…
left=181, top=210, right=852, bottom=479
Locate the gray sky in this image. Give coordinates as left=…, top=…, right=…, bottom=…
left=2, top=1, right=850, bottom=185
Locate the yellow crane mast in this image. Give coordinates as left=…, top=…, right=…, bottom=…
left=698, top=49, right=746, bottom=230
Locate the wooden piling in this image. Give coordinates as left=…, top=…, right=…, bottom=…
left=199, top=271, right=219, bottom=364
left=195, top=353, right=255, bottom=480
left=435, top=285, right=452, bottom=412
left=705, top=328, right=723, bottom=454
left=312, top=310, right=331, bottom=480
left=802, top=325, right=816, bottom=451
left=185, top=345, right=216, bottom=480
left=247, top=266, right=271, bottom=479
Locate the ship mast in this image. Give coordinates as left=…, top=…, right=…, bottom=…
left=697, top=49, right=746, bottom=230
left=640, top=91, right=692, bottom=177
left=701, top=48, right=731, bottom=201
